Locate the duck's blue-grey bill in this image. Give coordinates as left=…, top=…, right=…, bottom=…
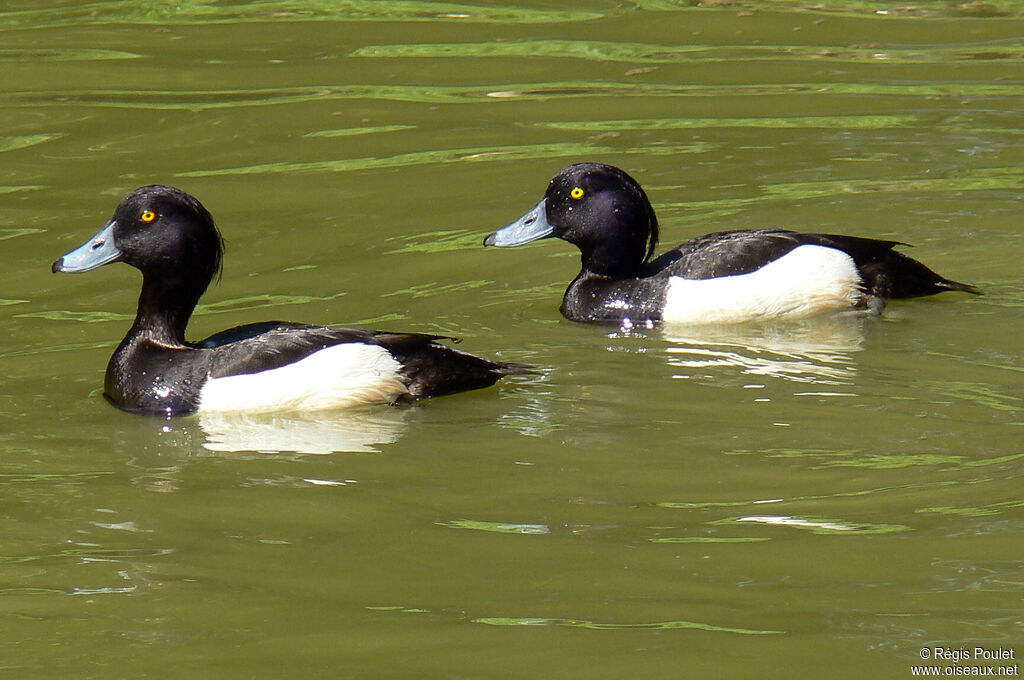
left=483, top=198, right=553, bottom=247
left=52, top=221, right=122, bottom=273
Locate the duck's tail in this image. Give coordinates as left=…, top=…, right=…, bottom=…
left=791, top=233, right=982, bottom=300
left=930, top=276, right=984, bottom=296
left=402, top=347, right=536, bottom=400
left=371, top=332, right=535, bottom=400
left=859, top=248, right=982, bottom=299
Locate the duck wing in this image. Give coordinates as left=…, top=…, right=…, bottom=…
left=197, top=322, right=532, bottom=399
left=647, top=230, right=823, bottom=279
left=647, top=229, right=979, bottom=298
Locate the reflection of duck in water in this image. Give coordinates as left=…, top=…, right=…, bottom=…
left=485, top=163, right=980, bottom=325
left=52, top=185, right=532, bottom=416
left=199, top=408, right=408, bottom=455
left=660, top=315, right=866, bottom=385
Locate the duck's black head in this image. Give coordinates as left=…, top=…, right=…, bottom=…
left=484, top=163, right=659, bottom=277
left=53, top=185, right=224, bottom=292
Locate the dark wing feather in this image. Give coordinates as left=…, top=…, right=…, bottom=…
left=647, top=230, right=806, bottom=279
left=197, top=322, right=442, bottom=380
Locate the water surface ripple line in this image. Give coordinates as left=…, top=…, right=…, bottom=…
left=3, top=81, right=1022, bottom=110
left=352, top=39, right=1024, bottom=63
left=473, top=616, right=783, bottom=635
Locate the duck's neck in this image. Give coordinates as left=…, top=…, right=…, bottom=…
left=579, top=247, right=642, bottom=280
left=126, top=272, right=204, bottom=347
left=576, top=221, right=652, bottom=280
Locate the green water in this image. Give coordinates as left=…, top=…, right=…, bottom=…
left=1, top=2, right=1022, bottom=678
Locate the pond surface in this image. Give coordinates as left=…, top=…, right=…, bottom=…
left=1, top=2, right=1022, bottom=678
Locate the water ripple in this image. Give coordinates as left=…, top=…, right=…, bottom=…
left=353, top=39, right=1024, bottom=63
left=537, top=114, right=922, bottom=131
left=0, top=134, right=64, bottom=153
left=0, top=2, right=600, bottom=29
left=473, top=615, right=783, bottom=635
left=6, top=81, right=1022, bottom=111
left=175, top=142, right=626, bottom=177
left=0, top=48, right=140, bottom=62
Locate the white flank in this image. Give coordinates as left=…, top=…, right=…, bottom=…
left=662, top=245, right=862, bottom=325
left=198, top=343, right=408, bottom=413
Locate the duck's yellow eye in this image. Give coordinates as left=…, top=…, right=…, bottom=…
left=140, top=210, right=156, bottom=223
left=570, top=187, right=585, bottom=200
